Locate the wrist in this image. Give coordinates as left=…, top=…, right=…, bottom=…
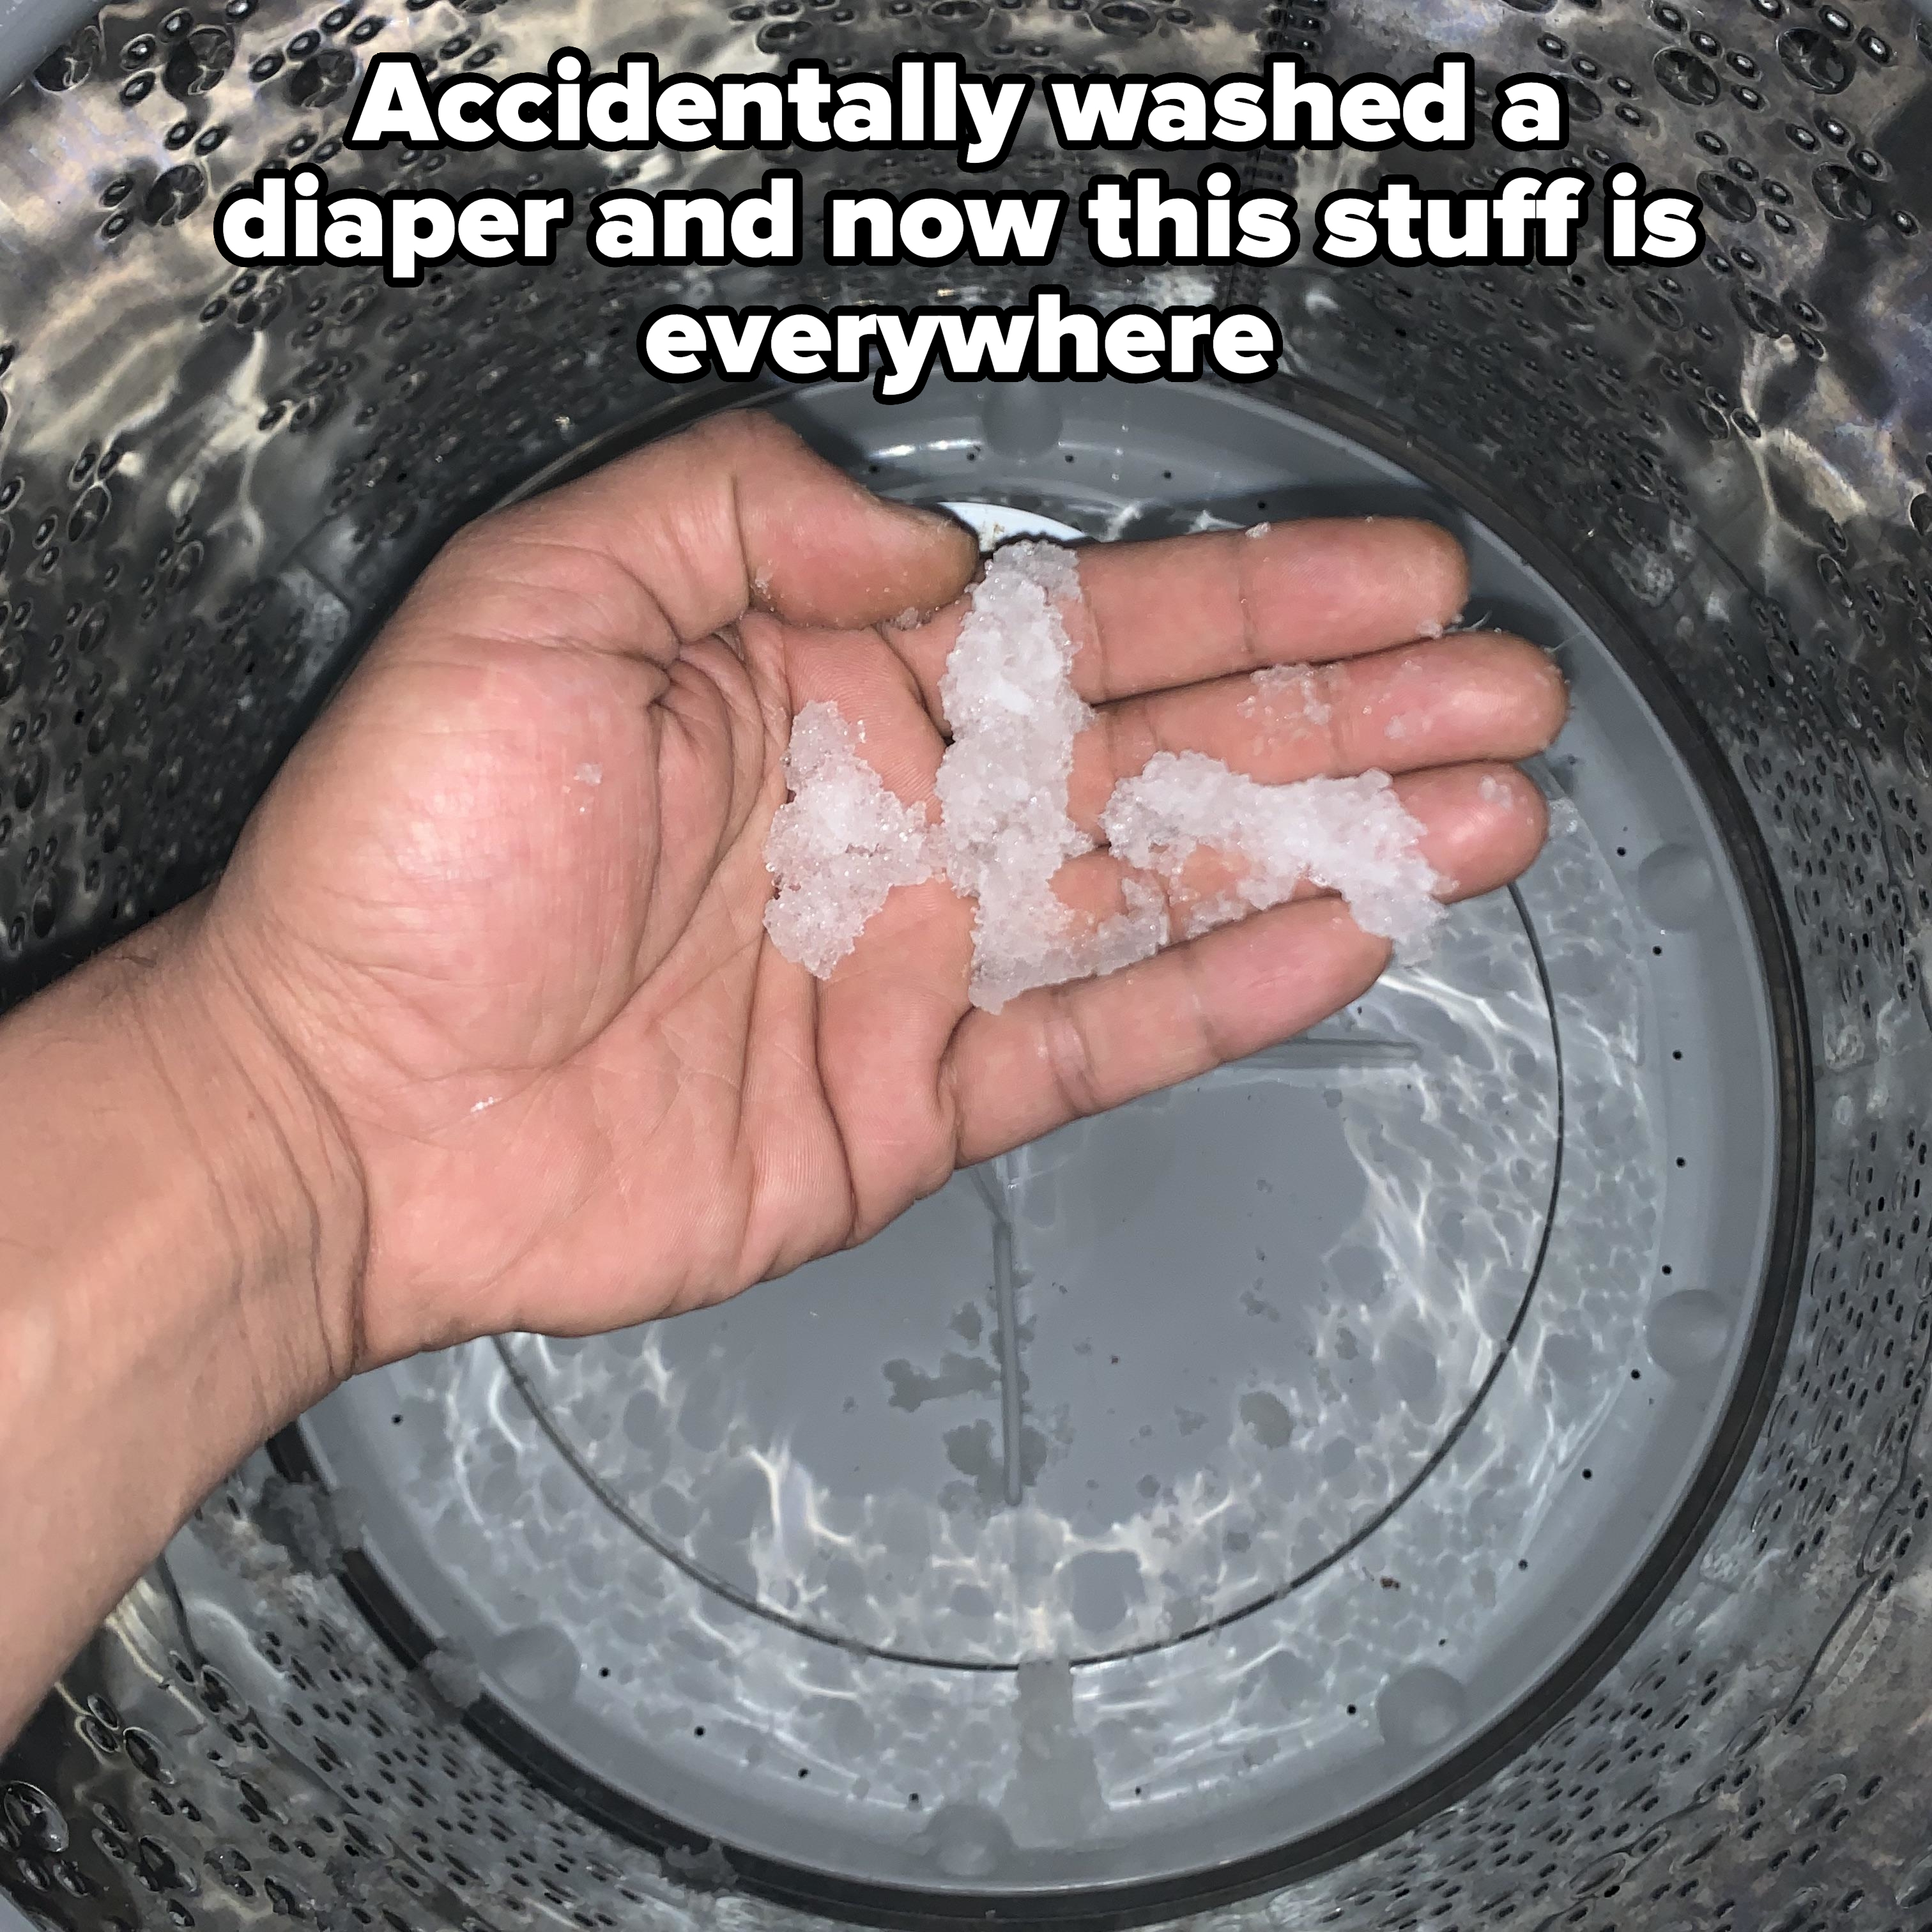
left=121, top=898, right=371, bottom=1411
left=0, top=901, right=369, bottom=1736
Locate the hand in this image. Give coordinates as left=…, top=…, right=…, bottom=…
left=187, top=411, right=1566, bottom=1374
left=0, top=411, right=1570, bottom=1734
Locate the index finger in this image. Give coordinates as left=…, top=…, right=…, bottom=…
left=889, top=517, right=1469, bottom=721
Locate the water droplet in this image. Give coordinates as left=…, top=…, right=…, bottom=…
left=233, top=281, right=289, bottom=332
left=288, top=49, right=358, bottom=108
left=1697, top=171, right=1756, bottom=222
left=1376, top=1666, right=1466, bottom=1751
left=1896, top=1845, right=1932, bottom=1908
left=167, top=539, right=206, bottom=591
left=164, top=26, right=235, bottom=100
left=120, top=1729, right=167, bottom=1782
left=982, top=385, right=1064, bottom=458
left=924, top=1803, right=1013, bottom=1877
left=13, top=746, right=48, bottom=811
left=1653, top=47, right=1719, bottom=104
left=1733, top=288, right=1784, bottom=336
left=134, top=1835, right=186, bottom=1890
left=2, top=1784, right=71, bottom=1855
left=755, top=18, right=815, bottom=49
left=1561, top=76, right=1602, bottom=120
left=1648, top=1290, right=1730, bottom=1374
left=143, top=164, right=209, bottom=227
left=34, top=29, right=100, bottom=92
left=67, top=486, right=111, bottom=545
left=1813, top=164, right=1875, bottom=222
left=1635, top=286, right=1683, bottom=330
left=1239, top=1388, right=1296, bottom=1448
left=1779, top=27, right=1852, bottom=93
left=1636, top=844, right=1715, bottom=928
left=489, top=1625, right=581, bottom=1705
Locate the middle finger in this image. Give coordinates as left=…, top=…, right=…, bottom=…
left=1066, top=631, right=1568, bottom=836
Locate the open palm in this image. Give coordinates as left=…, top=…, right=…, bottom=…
left=203, top=413, right=1566, bottom=1372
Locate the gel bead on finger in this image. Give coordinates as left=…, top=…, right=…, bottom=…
left=763, top=703, right=938, bottom=977
left=935, top=542, right=1166, bottom=1011
left=1100, top=750, right=1445, bottom=956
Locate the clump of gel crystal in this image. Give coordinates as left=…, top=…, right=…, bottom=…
left=935, top=541, right=1165, bottom=1011
left=1100, top=751, right=1445, bottom=958
left=762, top=537, right=1443, bottom=1006
left=762, top=702, right=936, bottom=978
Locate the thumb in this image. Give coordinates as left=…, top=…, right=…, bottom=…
left=430, top=410, right=980, bottom=655
left=724, top=416, right=981, bottom=631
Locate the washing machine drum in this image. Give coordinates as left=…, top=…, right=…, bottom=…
left=2, top=3, right=1929, bottom=1929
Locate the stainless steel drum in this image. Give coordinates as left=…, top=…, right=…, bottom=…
left=2, top=3, right=1929, bottom=1931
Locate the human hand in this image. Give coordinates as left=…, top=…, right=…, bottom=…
left=183, top=411, right=1566, bottom=1377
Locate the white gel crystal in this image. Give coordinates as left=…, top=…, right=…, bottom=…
left=763, top=702, right=936, bottom=978
left=1239, top=663, right=1331, bottom=728
left=765, top=542, right=1445, bottom=1003
left=1100, top=751, right=1446, bottom=959
left=937, top=542, right=1166, bottom=1011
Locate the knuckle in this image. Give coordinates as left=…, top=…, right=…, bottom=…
left=689, top=407, right=799, bottom=466
left=1178, top=942, right=1236, bottom=1068
left=1041, top=987, right=1108, bottom=1122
